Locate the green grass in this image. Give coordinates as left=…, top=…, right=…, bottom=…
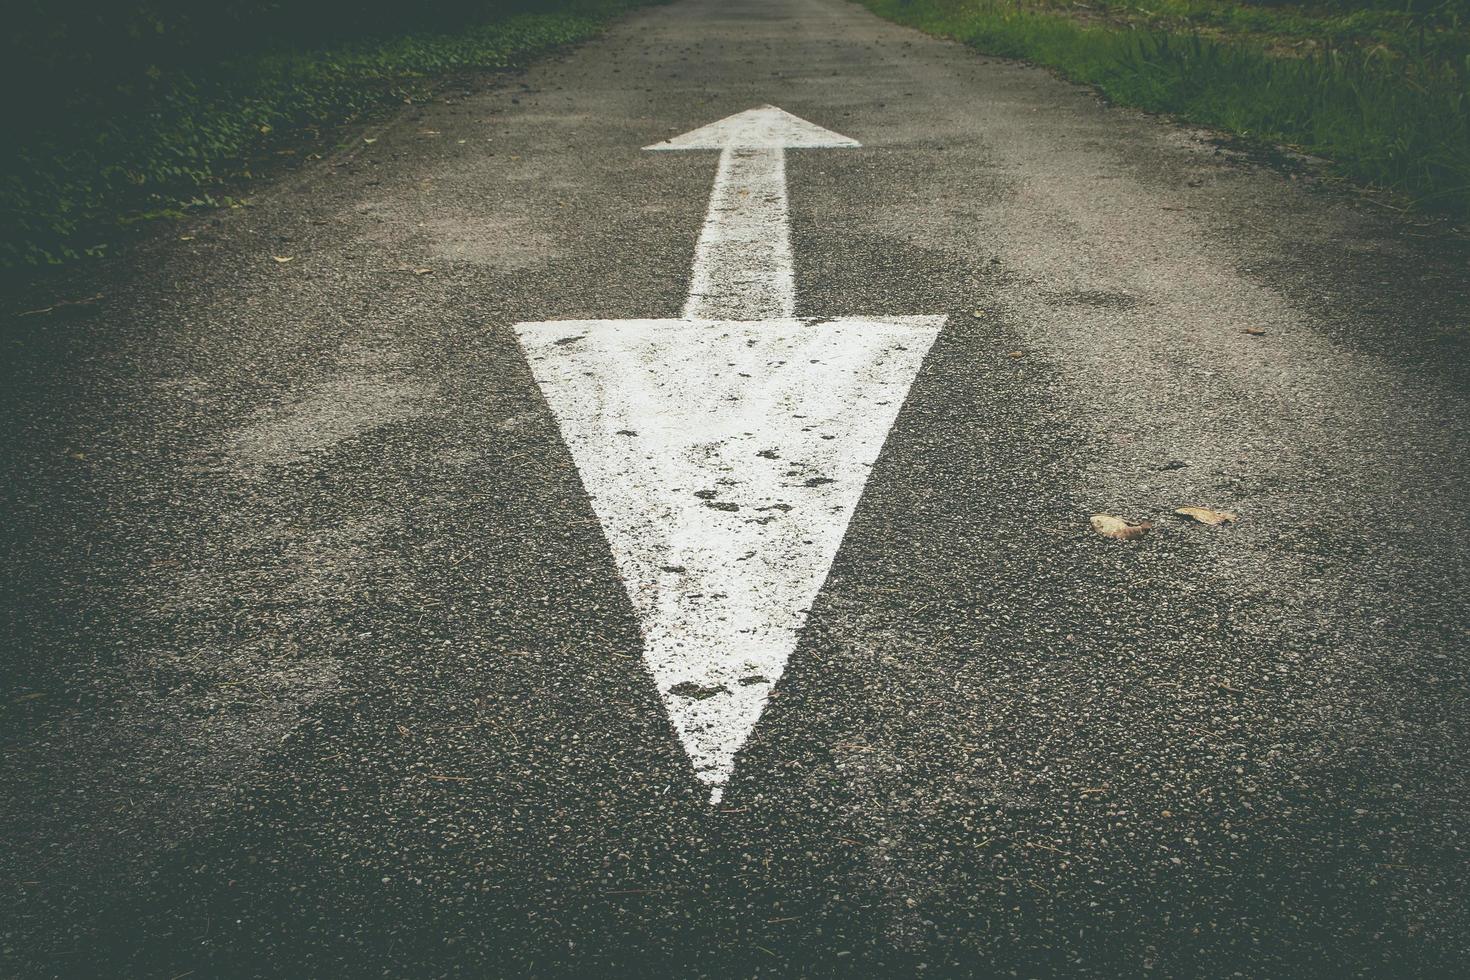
left=0, top=0, right=658, bottom=270
left=862, top=0, right=1470, bottom=218
left=1055, top=0, right=1470, bottom=63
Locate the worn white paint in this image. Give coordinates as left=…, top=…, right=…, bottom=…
left=643, top=104, right=861, bottom=152
left=516, top=316, right=941, bottom=796
left=648, top=106, right=859, bottom=321
left=514, top=107, right=944, bottom=803
left=680, top=147, right=794, bottom=320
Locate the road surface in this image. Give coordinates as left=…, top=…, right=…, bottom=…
left=3, top=0, right=1468, bottom=974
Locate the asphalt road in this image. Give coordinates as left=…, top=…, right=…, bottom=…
left=4, top=0, right=1469, bottom=974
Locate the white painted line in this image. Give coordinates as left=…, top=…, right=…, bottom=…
left=514, top=106, right=945, bottom=804
left=682, top=147, right=795, bottom=320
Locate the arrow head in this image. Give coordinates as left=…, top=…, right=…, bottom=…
left=513, top=314, right=944, bottom=801
left=645, top=105, right=860, bottom=151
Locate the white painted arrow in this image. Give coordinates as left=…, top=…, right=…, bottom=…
left=646, top=105, right=858, bottom=320
left=514, top=106, right=944, bottom=804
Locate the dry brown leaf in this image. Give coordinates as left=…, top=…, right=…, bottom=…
left=1091, top=514, right=1152, bottom=541
left=1175, top=506, right=1238, bottom=526
left=1244, top=327, right=1267, bottom=336
left=272, top=255, right=294, bottom=264
left=413, top=268, right=434, bottom=276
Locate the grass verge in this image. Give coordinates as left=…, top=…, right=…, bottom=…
left=860, top=0, right=1470, bottom=219
left=0, top=0, right=658, bottom=271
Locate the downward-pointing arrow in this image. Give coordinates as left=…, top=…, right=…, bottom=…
left=514, top=107, right=944, bottom=804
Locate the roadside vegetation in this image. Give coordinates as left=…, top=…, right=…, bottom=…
left=1, top=0, right=658, bottom=271
left=863, top=0, right=1470, bottom=219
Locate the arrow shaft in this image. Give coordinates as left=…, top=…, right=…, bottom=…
left=684, top=147, right=793, bottom=321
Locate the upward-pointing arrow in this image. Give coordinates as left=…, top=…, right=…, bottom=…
left=513, top=107, right=944, bottom=805
left=646, top=105, right=860, bottom=320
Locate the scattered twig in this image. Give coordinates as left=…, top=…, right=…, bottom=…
left=15, top=293, right=104, bottom=317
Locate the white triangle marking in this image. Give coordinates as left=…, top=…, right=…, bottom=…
left=515, top=316, right=943, bottom=796
left=644, top=105, right=861, bottom=151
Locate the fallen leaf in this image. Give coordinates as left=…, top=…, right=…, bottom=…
left=413, top=268, right=433, bottom=276
left=972, top=310, right=986, bottom=318
left=1175, top=506, right=1238, bottom=526
left=272, top=255, right=294, bottom=264
left=1008, top=351, right=1023, bottom=358
left=363, top=137, right=378, bottom=144
left=1091, top=514, right=1152, bottom=541
left=1244, top=327, right=1267, bottom=336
